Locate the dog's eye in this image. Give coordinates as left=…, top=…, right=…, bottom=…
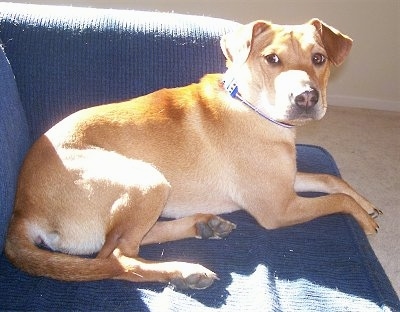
left=312, top=53, right=326, bottom=66
left=265, top=54, right=281, bottom=65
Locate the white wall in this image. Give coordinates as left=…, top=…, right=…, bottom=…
left=9, top=0, right=400, bottom=111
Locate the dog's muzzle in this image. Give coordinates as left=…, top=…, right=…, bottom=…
left=274, top=70, right=325, bottom=122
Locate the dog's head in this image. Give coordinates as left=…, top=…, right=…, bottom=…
left=221, top=19, right=352, bottom=126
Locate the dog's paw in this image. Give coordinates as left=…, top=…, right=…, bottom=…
left=195, top=216, right=236, bottom=239
left=170, top=264, right=218, bottom=290
left=361, top=213, right=380, bottom=235
left=369, top=208, right=383, bottom=219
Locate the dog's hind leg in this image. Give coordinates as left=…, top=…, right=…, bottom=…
left=95, top=171, right=219, bottom=289
left=110, top=250, right=218, bottom=289
left=96, top=181, right=171, bottom=259
left=104, top=212, right=220, bottom=290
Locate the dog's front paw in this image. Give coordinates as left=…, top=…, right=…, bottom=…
left=360, top=213, right=380, bottom=235
left=369, top=208, right=383, bottom=219
left=195, top=216, right=236, bottom=239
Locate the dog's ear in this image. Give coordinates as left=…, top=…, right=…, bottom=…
left=309, top=18, right=353, bottom=66
left=221, top=21, right=272, bottom=66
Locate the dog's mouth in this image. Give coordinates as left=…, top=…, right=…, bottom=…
left=264, top=88, right=326, bottom=126
left=284, top=98, right=326, bottom=125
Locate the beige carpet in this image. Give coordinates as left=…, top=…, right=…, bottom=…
left=296, top=106, right=400, bottom=297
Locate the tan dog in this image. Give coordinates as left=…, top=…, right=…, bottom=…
left=5, top=19, right=381, bottom=290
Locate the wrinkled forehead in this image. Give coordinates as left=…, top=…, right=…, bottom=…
left=266, top=24, right=322, bottom=51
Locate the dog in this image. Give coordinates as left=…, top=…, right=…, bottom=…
left=5, top=18, right=381, bottom=290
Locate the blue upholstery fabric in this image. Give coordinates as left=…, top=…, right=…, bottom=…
left=0, top=146, right=398, bottom=311
left=0, top=42, right=30, bottom=252
left=0, top=3, right=399, bottom=311
left=0, top=3, right=237, bottom=141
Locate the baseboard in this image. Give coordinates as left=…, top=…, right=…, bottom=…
left=327, top=95, right=400, bottom=112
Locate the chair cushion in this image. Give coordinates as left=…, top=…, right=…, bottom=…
left=0, top=145, right=398, bottom=311
left=0, top=42, right=30, bottom=251
left=0, top=4, right=238, bottom=140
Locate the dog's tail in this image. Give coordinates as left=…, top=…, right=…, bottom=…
left=4, top=215, right=124, bottom=281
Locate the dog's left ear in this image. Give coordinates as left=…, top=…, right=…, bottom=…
left=221, top=21, right=272, bottom=66
left=309, top=18, right=353, bottom=66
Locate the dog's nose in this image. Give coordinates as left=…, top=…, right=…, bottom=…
left=294, top=88, right=319, bottom=109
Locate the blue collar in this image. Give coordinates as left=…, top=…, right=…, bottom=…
left=222, top=74, right=294, bottom=129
